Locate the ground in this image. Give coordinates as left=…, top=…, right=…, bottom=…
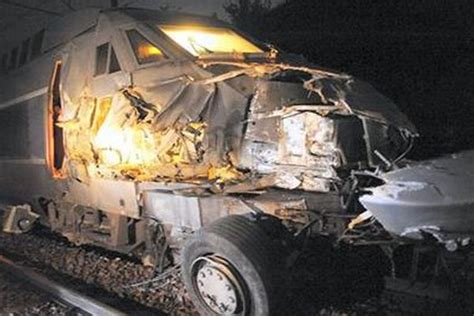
left=0, top=268, right=67, bottom=316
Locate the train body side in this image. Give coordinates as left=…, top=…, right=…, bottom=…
left=0, top=34, right=59, bottom=205
left=0, top=9, right=139, bottom=216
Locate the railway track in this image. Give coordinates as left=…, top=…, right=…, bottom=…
left=0, top=254, right=127, bottom=315
left=0, top=230, right=463, bottom=316
left=0, top=206, right=470, bottom=315
left=0, top=206, right=191, bottom=315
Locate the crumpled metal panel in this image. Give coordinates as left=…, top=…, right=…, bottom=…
left=60, top=59, right=416, bottom=193
left=55, top=12, right=416, bottom=195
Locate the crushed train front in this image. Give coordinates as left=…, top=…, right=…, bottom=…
left=60, top=16, right=417, bottom=192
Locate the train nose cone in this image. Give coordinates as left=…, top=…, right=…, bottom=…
left=360, top=150, right=474, bottom=240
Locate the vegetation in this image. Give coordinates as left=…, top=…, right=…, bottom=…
left=224, top=0, right=272, bottom=36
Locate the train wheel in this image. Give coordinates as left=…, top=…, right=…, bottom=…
left=181, top=214, right=286, bottom=316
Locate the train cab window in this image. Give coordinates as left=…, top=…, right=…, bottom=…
left=109, top=46, right=121, bottom=73
left=126, top=29, right=166, bottom=64
left=95, top=43, right=109, bottom=76
left=19, top=38, right=31, bottom=67
left=8, top=47, right=18, bottom=70
left=31, top=29, right=44, bottom=59
left=95, top=43, right=122, bottom=76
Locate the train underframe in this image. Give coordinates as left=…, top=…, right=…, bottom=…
left=2, top=178, right=473, bottom=315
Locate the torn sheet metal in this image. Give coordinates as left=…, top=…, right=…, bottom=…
left=359, top=151, right=474, bottom=241
left=59, top=36, right=416, bottom=194
left=197, top=60, right=417, bottom=133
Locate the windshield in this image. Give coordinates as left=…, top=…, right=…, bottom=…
left=158, top=25, right=263, bottom=56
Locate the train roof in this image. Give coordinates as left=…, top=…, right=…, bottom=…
left=46, top=7, right=227, bottom=52
left=0, top=7, right=227, bottom=75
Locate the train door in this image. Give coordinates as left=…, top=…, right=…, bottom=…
left=46, top=60, right=65, bottom=178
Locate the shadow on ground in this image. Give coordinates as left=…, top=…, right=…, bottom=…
left=279, top=237, right=389, bottom=315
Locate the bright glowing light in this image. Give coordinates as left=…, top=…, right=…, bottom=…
left=93, top=123, right=156, bottom=167
left=159, top=25, right=263, bottom=56
left=138, top=45, right=163, bottom=58
left=98, top=149, right=122, bottom=166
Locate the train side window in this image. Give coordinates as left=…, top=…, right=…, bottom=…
left=19, top=38, right=31, bottom=67
left=109, top=46, right=121, bottom=73
left=95, top=43, right=109, bottom=76
left=95, top=43, right=122, bottom=76
left=31, top=29, right=44, bottom=59
left=126, top=29, right=166, bottom=64
left=8, top=47, right=18, bottom=70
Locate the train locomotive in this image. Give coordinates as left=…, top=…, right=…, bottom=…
left=0, top=7, right=442, bottom=315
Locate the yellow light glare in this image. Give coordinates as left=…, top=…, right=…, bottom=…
left=159, top=25, right=263, bottom=56
left=138, top=44, right=163, bottom=59
left=98, top=149, right=122, bottom=166
left=93, top=124, right=156, bottom=167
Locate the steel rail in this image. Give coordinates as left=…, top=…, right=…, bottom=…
left=0, top=254, right=126, bottom=316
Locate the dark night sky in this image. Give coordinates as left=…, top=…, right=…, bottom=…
left=251, top=0, right=474, bottom=159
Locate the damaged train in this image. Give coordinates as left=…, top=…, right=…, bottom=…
left=2, top=7, right=464, bottom=315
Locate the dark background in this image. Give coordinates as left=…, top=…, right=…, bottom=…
left=227, top=0, right=474, bottom=160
